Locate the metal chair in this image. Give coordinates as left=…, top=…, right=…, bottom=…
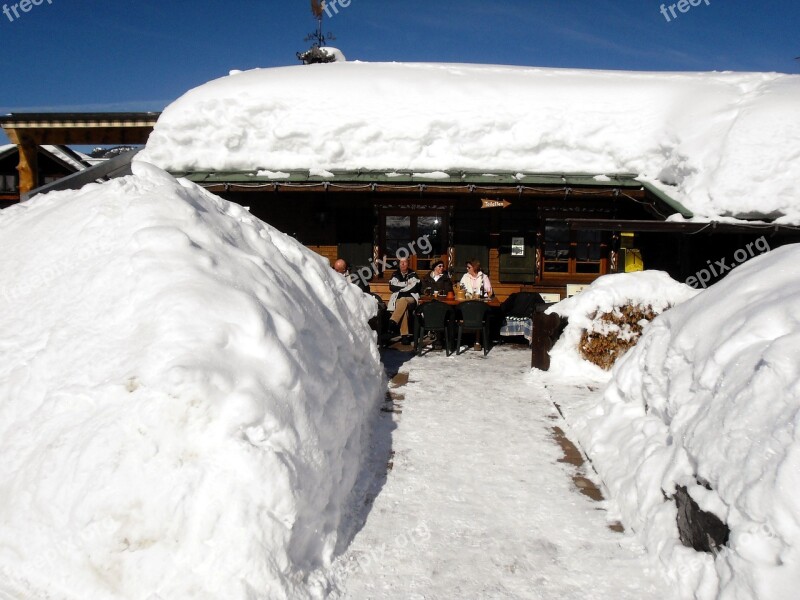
left=456, top=300, right=492, bottom=356
left=413, top=300, right=455, bottom=356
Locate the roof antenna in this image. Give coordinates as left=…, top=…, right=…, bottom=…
left=297, top=1, right=337, bottom=64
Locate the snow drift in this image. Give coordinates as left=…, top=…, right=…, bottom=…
left=546, top=271, right=699, bottom=379
left=575, top=245, right=800, bottom=599
left=0, top=163, right=384, bottom=599
left=138, top=62, right=800, bottom=222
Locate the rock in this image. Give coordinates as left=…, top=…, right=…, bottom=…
left=674, top=485, right=730, bottom=553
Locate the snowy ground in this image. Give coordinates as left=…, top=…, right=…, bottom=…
left=331, top=344, right=669, bottom=599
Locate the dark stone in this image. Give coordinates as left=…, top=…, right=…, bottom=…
left=674, top=485, right=730, bottom=553
left=297, top=46, right=337, bottom=65
left=531, top=306, right=568, bottom=371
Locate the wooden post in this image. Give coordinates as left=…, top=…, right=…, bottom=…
left=489, top=209, right=500, bottom=279
left=531, top=310, right=566, bottom=371
left=7, top=130, right=39, bottom=196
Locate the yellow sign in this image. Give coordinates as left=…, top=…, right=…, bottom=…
left=624, top=248, right=644, bottom=272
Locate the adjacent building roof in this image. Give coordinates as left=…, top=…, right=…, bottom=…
left=1, top=112, right=159, bottom=145
left=0, top=143, right=91, bottom=172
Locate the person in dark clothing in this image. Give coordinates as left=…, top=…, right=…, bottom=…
left=388, top=258, right=421, bottom=343
left=421, top=260, right=453, bottom=296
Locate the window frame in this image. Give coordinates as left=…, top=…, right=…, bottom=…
left=539, top=217, right=609, bottom=282
left=378, top=208, right=449, bottom=273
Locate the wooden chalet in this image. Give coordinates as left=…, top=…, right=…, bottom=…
left=3, top=112, right=799, bottom=302
left=175, top=169, right=800, bottom=301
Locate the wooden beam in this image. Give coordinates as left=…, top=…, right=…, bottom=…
left=201, top=183, right=642, bottom=202
left=16, top=139, right=39, bottom=196
left=567, top=218, right=794, bottom=234
left=2, top=125, right=153, bottom=146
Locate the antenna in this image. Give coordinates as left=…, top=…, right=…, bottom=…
left=305, top=0, right=335, bottom=48
left=298, top=1, right=337, bottom=64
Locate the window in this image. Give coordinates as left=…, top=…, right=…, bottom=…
left=574, top=229, right=604, bottom=273
left=380, top=209, right=447, bottom=272
left=543, top=222, right=570, bottom=273
left=542, top=220, right=607, bottom=278
left=0, top=174, right=17, bottom=192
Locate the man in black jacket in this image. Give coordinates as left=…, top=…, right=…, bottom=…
left=387, top=258, right=420, bottom=344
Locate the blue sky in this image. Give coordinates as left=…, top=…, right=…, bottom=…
left=1, top=0, right=798, bottom=144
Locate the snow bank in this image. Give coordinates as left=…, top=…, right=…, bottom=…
left=575, top=245, right=800, bottom=599
left=546, top=271, right=698, bottom=379
left=0, top=163, right=384, bottom=599
left=138, top=62, right=800, bottom=222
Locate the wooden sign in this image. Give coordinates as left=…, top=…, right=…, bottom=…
left=481, top=198, right=511, bottom=209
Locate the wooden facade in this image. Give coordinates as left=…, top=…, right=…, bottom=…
left=182, top=171, right=706, bottom=301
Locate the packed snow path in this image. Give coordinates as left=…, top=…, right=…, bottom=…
left=333, top=345, right=668, bottom=599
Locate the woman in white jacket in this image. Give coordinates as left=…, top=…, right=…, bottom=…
left=459, top=259, right=493, bottom=297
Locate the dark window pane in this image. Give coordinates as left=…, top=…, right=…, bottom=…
left=576, top=244, right=602, bottom=261
left=544, top=262, right=569, bottom=273
left=576, top=230, right=603, bottom=261
left=386, top=216, right=411, bottom=240
left=576, top=262, right=601, bottom=273
left=416, top=215, right=444, bottom=257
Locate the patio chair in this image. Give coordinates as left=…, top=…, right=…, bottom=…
left=499, top=292, right=544, bottom=345
left=456, top=300, right=492, bottom=356
left=413, top=300, right=455, bottom=356
left=500, top=292, right=544, bottom=319
left=367, top=292, right=388, bottom=346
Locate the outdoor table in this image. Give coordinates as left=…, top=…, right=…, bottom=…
left=418, top=296, right=501, bottom=308
left=418, top=296, right=500, bottom=352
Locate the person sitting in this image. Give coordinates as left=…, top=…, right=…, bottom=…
left=388, top=257, right=420, bottom=344
left=421, top=260, right=452, bottom=296
left=459, top=259, right=493, bottom=297
left=333, top=258, right=370, bottom=292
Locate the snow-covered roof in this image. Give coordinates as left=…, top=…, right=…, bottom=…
left=0, top=144, right=15, bottom=160
left=0, top=143, right=89, bottom=172
left=41, top=145, right=89, bottom=172
left=139, top=62, right=800, bottom=223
